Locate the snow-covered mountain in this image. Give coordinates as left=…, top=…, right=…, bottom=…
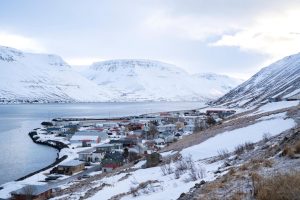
left=83, top=59, right=242, bottom=101
left=0, top=46, right=114, bottom=103
left=0, top=46, right=242, bottom=103
left=214, top=53, right=300, bottom=108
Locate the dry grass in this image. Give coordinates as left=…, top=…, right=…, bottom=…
left=202, top=181, right=225, bottom=193
left=249, top=158, right=273, bottom=170
left=254, top=171, right=300, bottom=200
left=294, top=140, right=300, bottom=154
left=229, top=191, right=246, bottom=200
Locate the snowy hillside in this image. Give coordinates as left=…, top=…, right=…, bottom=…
left=83, top=59, right=242, bottom=102
left=0, top=46, right=113, bottom=103
left=214, top=53, right=300, bottom=107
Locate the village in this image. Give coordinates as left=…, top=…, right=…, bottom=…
left=9, top=108, right=237, bottom=200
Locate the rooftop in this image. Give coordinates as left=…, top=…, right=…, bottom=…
left=58, top=160, right=84, bottom=167
left=11, top=185, right=52, bottom=196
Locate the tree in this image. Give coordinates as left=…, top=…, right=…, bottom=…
left=147, top=123, right=158, bottom=139
left=206, top=116, right=216, bottom=126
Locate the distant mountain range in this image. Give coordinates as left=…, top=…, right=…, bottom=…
left=0, top=46, right=242, bottom=103
left=214, top=53, right=300, bottom=107
left=83, top=59, right=242, bottom=102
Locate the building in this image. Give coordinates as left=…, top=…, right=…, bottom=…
left=95, top=143, right=123, bottom=153
left=184, top=124, right=195, bottom=132
left=157, top=124, right=176, bottom=133
left=11, top=185, right=53, bottom=200
left=70, top=130, right=108, bottom=146
left=206, top=109, right=236, bottom=118
left=110, top=138, right=138, bottom=148
left=46, top=127, right=62, bottom=134
left=101, top=151, right=124, bottom=172
left=56, top=160, right=85, bottom=175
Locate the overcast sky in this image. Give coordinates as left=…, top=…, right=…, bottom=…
left=1, top=0, right=300, bottom=79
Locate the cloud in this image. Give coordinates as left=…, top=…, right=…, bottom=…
left=211, top=9, right=300, bottom=60
left=0, top=32, right=45, bottom=53
left=143, top=11, right=238, bottom=41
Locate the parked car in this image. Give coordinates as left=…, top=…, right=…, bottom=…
left=82, top=174, right=91, bottom=178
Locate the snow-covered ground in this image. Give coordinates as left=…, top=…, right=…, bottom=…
left=181, top=113, right=295, bottom=160
left=69, top=109, right=296, bottom=200
left=255, top=101, right=299, bottom=114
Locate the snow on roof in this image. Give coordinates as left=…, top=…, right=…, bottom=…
left=95, top=143, right=122, bottom=148
left=58, top=160, right=84, bottom=167
left=70, top=135, right=98, bottom=141
left=12, top=185, right=52, bottom=195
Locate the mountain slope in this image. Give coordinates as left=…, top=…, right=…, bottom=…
left=0, top=46, right=113, bottom=103
left=214, top=53, right=300, bottom=107
left=83, top=59, right=242, bottom=101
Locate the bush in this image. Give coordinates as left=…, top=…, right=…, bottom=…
left=282, top=146, right=295, bottom=158
left=254, top=172, right=300, bottom=200
left=244, top=142, right=255, bottom=151
left=234, top=145, right=245, bottom=155
left=218, top=149, right=230, bottom=159
left=160, top=163, right=173, bottom=176
left=262, top=133, right=271, bottom=142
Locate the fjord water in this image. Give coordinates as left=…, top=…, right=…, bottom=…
left=0, top=102, right=204, bottom=185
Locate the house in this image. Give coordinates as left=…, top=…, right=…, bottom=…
left=70, top=130, right=108, bottom=146
left=184, top=124, right=195, bottom=132
left=159, top=132, right=175, bottom=143
left=95, top=143, right=123, bottom=153
left=56, top=160, right=85, bottom=175
left=78, top=149, right=94, bottom=162
left=11, top=185, right=53, bottom=200
left=154, top=138, right=165, bottom=146
left=129, top=129, right=144, bottom=137
left=110, top=138, right=138, bottom=148
left=157, top=124, right=176, bottom=133
left=46, top=127, right=62, bottom=134
left=101, top=151, right=124, bottom=172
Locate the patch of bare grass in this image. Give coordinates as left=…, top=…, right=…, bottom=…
left=254, top=171, right=300, bottom=200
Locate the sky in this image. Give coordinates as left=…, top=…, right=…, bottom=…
left=0, top=0, right=300, bottom=79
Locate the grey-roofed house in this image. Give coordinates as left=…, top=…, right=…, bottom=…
left=10, top=184, right=53, bottom=200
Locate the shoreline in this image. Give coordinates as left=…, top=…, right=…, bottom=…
left=15, top=132, right=69, bottom=182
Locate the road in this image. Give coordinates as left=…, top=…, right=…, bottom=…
left=48, top=165, right=101, bottom=188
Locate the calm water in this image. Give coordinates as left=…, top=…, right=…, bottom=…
left=0, top=102, right=204, bottom=185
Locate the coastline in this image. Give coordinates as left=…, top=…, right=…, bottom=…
left=15, top=132, right=69, bottom=181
